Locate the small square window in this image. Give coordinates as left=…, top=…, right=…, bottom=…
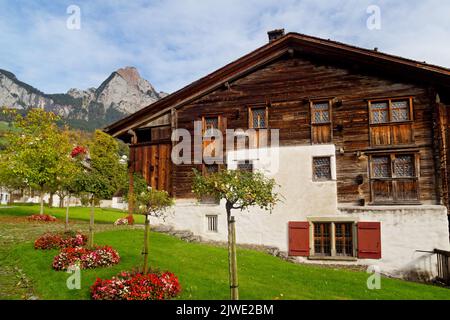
left=204, top=164, right=219, bottom=176
left=249, top=107, right=268, bottom=129
left=394, top=155, right=415, bottom=177
left=391, top=100, right=410, bottom=122
left=237, top=161, right=253, bottom=172
left=370, top=101, right=389, bottom=124
left=313, top=157, right=332, bottom=181
left=203, top=117, right=219, bottom=137
left=311, top=102, right=330, bottom=124
left=206, top=215, right=218, bottom=232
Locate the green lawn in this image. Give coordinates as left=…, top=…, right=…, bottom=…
left=1, top=206, right=450, bottom=300
left=0, top=204, right=145, bottom=224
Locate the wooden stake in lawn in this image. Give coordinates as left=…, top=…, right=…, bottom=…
left=89, top=198, right=95, bottom=248
left=65, top=196, right=70, bottom=231
left=132, top=188, right=174, bottom=274
left=192, top=169, right=280, bottom=300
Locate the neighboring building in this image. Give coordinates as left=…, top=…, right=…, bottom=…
left=104, top=31, right=450, bottom=280
left=0, top=188, right=10, bottom=205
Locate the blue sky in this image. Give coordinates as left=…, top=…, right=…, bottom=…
left=0, top=0, right=449, bottom=94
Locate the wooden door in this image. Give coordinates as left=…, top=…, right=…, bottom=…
left=132, top=143, right=172, bottom=194
left=147, top=144, right=171, bottom=192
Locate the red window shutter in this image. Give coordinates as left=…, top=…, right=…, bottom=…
left=357, top=222, right=382, bottom=259
left=288, top=222, right=310, bottom=257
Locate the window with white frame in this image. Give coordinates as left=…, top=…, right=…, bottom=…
left=206, top=215, right=218, bottom=232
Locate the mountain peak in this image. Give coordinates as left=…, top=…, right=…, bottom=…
left=0, top=66, right=164, bottom=131
left=116, top=66, right=141, bottom=85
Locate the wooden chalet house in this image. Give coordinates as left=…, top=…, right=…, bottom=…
left=105, top=30, right=450, bottom=279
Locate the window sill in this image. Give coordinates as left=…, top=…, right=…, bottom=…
left=308, top=256, right=357, bottom=262
left=369, top=201, right=421, bottom=206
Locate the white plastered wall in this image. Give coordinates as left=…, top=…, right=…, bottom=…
left=151, top=144, right=450, bottom=279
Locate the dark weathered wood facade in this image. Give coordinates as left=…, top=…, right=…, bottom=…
left=105, top=32, right=450, bottom=211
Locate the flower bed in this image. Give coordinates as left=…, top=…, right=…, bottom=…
left=27, top=214, right=57, bottom=222
left=52, top=246, right=120, bottom=271
left=91, top=271, right=181, bottom=300
left=114, top=217, right=129, bottom=226
left=34, top=231, right=87, bottom=250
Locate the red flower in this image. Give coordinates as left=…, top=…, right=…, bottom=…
left=71, top=146, right=87, bottom=158
left=52, top=246, right=120, bottom=271
left=28, top=214, right=57, bottom=222
left=91, top=271, right=181, bottom=300
left=34, top=232, right=87, bottom=250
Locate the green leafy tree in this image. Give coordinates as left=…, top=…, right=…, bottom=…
left=133, top=188, right=174, bottom=274
left=192, top=169, right=280, bottom=300
left=73, top=130, right=127, bottom=248
left=1, top=109, right=71, bottom=214
left=0, top=153, right=26, bottom=204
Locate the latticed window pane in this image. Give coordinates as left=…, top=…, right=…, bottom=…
left=394, top=155, right=415, bottom=177
left=312, top=102, right=330, bottom=124
left=335, top=223, right=353, bottom=256
left=204, top=164, right=219, bottom=175
left=372, top=156, right=391, bottom=178
left=313, top=157, right=332, bottom=181
left=204, top=117, right=219, bottom=136
left=237, top=161, right=253, bottom=172
left=314, top=223, right=331, bottom=256
left=252, top=108, right=267, bottom=128
left=370, top=102, right=389, bottom=124
left=391, top=100, right=410, bottom=122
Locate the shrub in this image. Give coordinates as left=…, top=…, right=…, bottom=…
left=27, top=214, right=57, bottom=222
left=91, top=270, right=181, bottom=300
left=34, top=231, right=87, bottom=250
left=114, top=217, right=129, bottom=226
left=52, top=246, right=120, bottom=271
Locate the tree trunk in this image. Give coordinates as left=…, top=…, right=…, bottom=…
left=226, top=203, right=239, bottom=300
left=88, top=199, right=95, bottom=248
left=39, top=190, right=44, bottom=215
left=59, top=195, right=65, bottom=208
left=50, top=192, right=54, bottom=208
left=65, top=195, right=70, bottom=231
left=7, top=189, right=13, bottom=206
left=142, top=214, right=150, bottom=274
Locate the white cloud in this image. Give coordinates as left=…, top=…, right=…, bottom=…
left=0, top=0, right=448, bottom=94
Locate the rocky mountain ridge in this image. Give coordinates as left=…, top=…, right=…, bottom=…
left=0, top=66, right=165, bottom=130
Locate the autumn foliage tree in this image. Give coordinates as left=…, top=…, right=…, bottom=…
left=1, top=109, right=72, bottom=215
left=192, top=169, right=280, bottom=300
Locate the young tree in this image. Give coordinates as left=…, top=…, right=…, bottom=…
left=133, top=188, right=174, bottom=274
left=1, top=109, right=72, bottom=215
left=192, top=169, right=280, bottom=300
left=73, top=130, right=127, bottom=248
left=122, top=173, right=148, bottom=224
